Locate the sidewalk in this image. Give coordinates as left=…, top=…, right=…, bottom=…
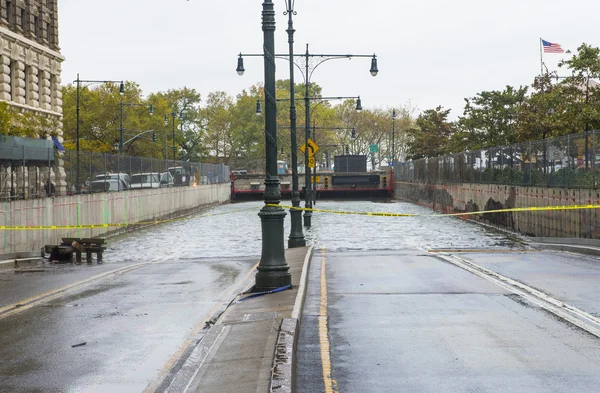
left=163, top=245, right=313, bottom=393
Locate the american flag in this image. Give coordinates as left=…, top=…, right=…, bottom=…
left=542, top=39, right=564, bottom=53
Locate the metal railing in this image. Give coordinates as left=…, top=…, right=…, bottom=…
left=396, top=130, right=600, bottom=189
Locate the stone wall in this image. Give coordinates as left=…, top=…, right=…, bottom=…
left=395, top=181, right=600, bottom=239
left=0, top=183, right=231, bottom=256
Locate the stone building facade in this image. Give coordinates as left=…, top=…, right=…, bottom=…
left=0, top=0, right=66, bottom=195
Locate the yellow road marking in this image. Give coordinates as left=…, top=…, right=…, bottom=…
left=319, top=248, right=338, bottom=393
left=0, top=258, right=167, bottom=321
left=143, top=261, right=259, bottom=393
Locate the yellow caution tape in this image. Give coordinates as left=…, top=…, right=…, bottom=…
left=268, top=204, right=600, bottom=218
left=8, top=203, right=598, bottom=230
left=0, top=206, right=257, bottom=231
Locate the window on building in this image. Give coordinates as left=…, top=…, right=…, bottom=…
left=6, top=1, right=12, bottom=23
left=44, top=21, right=49, bottom=41
left=33, top=16, right=39, bottom=37
left=20, top=8, right=25, bottom=30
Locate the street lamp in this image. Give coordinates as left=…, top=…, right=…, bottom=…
left=238, top=4, right=378, bottom=234
left=170, top=111, right=182, bottom=161
left=119, top=101, right=153, bottom=154
left=255, top=99, right=262, bottom=116
left=254, top=0, right=290, bottom=291
left=392, top=108, right=397, bottom=167
left=74, top=74, right=124, bottom=193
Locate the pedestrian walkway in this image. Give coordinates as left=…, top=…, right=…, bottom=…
left=162, top=246, right=312, bottom=393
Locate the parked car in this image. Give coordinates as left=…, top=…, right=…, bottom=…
left=95, top=173, right=131, bottom=189
left=160, top=172, right=175, bottom=187
left=90, top=179, right=127, bottom=193
left=168, top=166, right=192, bottom=186
left=129, top=173, right=161, bottom=189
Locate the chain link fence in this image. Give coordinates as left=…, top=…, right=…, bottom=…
left=0, top=148, right=230, bottom=201
left=63, top=151, right=230, bottom=194
left=396, top=130, right=600, bottom=189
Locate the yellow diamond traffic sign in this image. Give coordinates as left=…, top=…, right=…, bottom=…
left=300, top=138, right=320, bottom=157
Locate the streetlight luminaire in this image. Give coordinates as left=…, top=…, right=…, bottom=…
left=256, top=99, right=262, bottom=115
left=370, top=55, right=379, bottom=77
left=237, top=54, right=245, bottom=76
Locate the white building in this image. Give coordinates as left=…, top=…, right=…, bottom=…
left=0, top=0, right=65, bottom=195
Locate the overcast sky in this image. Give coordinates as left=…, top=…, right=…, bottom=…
left=59, top=0, right=600, bottom=118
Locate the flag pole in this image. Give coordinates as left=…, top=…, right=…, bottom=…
left=539, top=37, right=544, bottom=76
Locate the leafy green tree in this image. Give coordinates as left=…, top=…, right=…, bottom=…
left=459, top=85, right=528, bottom=149
left=406, top=106, right=454, bottom=159
left=148, top=87, right=204, bottom=161
left=558, top=43, right=600, bottom=132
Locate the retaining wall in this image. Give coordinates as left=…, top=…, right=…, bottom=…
left=1, top=183, right=231, bottom=256
left=395, top=181, right=600, bottom=239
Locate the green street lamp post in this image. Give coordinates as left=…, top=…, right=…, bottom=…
left=297, top=46, right=376, bottom=227
left=171, top=111, right=177, bottom=160
left=392, top=108, right=396, bottom=167
left=119, top=101, right=153, bottom=154
left=283, top=0, right=305, bottom=248
left=74, top=74, right=124, bottom=193
left=256, top=0, right=290, bottom=291
left=163, top=111, right=183, bottom=161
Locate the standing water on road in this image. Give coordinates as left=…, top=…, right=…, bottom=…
left=108, top=200, right=520, bottom=261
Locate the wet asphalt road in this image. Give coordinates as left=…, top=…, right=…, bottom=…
left=295, top=201, right=600, bottom=393
left=297, top=249, right=600, bottom=393
left=0, top=203, right=262, bottom=393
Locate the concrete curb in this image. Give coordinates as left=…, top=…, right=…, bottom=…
left=530, top=243, right=600, bottom=258
left=270, top=245, right=315, bottom=393
left=0, top=257, right=42, bottom=271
